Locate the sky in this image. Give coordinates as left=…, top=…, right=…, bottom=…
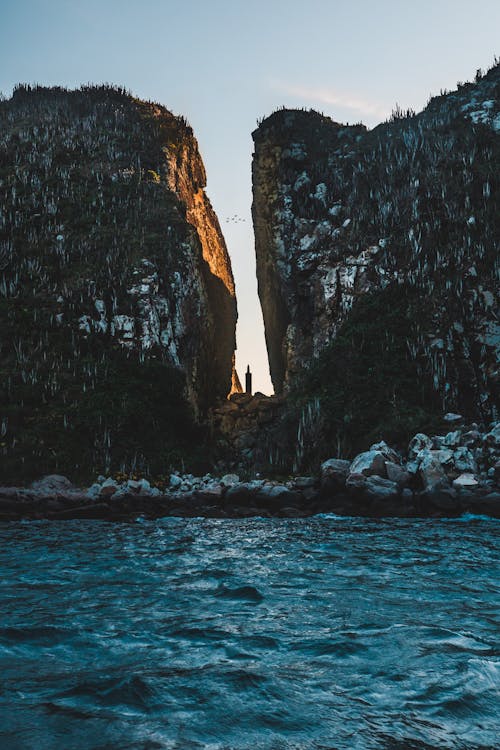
left=1, top=0, right=499, bottom=394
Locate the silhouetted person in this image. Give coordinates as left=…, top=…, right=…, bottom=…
left=245, top=365, right=252, bottom=395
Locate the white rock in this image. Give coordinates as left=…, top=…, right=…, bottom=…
left=452, top=473, right=480, bottom=489
left=444, top=413, right=463, bottom=422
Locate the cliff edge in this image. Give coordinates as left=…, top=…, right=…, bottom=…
left=0, top=85, right=237, bottom=480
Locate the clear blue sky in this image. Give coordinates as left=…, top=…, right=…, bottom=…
left=1, top=0, right=499, bottom=393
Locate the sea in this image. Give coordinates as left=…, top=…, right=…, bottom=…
left=0, top=515, right=498, bottom=750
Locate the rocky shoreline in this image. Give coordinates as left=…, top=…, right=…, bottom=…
left=1, top=418, right=498, bottom=522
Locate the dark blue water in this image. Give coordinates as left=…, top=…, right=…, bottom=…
left=0, top=515, right=498, bottom=750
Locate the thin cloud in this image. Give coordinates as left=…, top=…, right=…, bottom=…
left=270, top=81, right=389, bottom=120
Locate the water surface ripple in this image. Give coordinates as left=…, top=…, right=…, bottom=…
left=0, top=515, right=498, bottom=749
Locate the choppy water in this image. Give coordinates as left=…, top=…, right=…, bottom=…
left=0, top=515, right=499, bottom=750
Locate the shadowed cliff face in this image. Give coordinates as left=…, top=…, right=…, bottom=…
left=252, top=65, right=499, bottom=425
left=0, top=85, right=236, bottom=480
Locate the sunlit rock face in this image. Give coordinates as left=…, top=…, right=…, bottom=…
left=0, top=85, right=236, bottom=479
left=252, top=65, right=499, bottom=421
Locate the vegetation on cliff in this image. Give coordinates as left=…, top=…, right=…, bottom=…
left=0, top=84, right=235, bottom=482
left=252, top=64, right=499, bottom=468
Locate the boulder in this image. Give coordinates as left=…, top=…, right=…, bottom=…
left=169, top=474, right=182, bottom=490
left=293, top=476, right=317, bottom=489
left=444, top=413, right=463, bottom=423
left=483, top=423, right=500, bottom=448
left=349, top=450, right=386, bottom=478
left=453, top=473, right=480, bottom=490
left=321, top=458, right=351, bottom=482
left=221, top=473, right=240, bottom=487
left=443, top=430, right=462, bottom=448
left=346, top=473, right=399, bottom=501
left=31, top=475, right=73, bottom=494
left=418, top=451, right=450, bottom=492
left=385, top=461, right=411, bottom=487
left=408, top=434, right=433, bottom=459
left=461, top=430, right=481, bottom=448
left=369, top=441, right=401, bottom=464
left=99, top=478, right=119, bottom=498
left=431, top=449, right=454, bottom=467
left=453, top=447, right=477, bottom=473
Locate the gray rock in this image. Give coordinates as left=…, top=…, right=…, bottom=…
left=346, top=473, right=399, bottom=500
left=321, top=458, right=351, bottom=482
left=483, top=423, right=500, bottom=448
left=369, top=441, right=400, bottom=464
left=169, top=474, right=182, bottom=490
left=99, top=478, right=119, bottom=498
left=408, top=433, right=433, bottom=459
left=461, top=430, right=481, bottom=448
left=293, top=476, right=317, bottom=489
left=86, top=483, right=102, bottom=499
left=453, top=447, right=477, bottom=473
left=349, top=450, right=386, bottom=478
left=431, top=449, right=454, bottom=467
left=385, top=461, right=410, bottom=487
left=31, top=475, right=73, bottom=493
left=443, top=430, right=462, bottom=448
left=221, top=473, right=240, bottom=487
left=418, top=451, right=450, bottom=491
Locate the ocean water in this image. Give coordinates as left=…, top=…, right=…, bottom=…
left=0, top=515, right=498, bottom=750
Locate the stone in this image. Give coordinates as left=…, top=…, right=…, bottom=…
left=169, top=474, right=182, bottom=490
left=31, top=475, right=73, bottom=494
left=453, top=473, right=480, bottom=489
left=346, top=473, right=399, bottom=501
left=369, top=441, right=400, bottom=464
left=293, top=476, right=317, bottom=489
left=408, top=434, right=433, bottom=459
left=483, top=423, right=500, bottom=448
left=126, top=479, right=143, bottom=494
left=321, top=458, right=351, bottom=482
left=431, top=449, right=455, bottom=467
left=461, top=430, right=481, bottom=448
left=385, top=462, right=410, bottom=487
left=444, top=413, right=463, bottom=422
left=453, top=447, right=477, bottom=473
left=221, top=473, right=240, bottom=487
left=99, top=479, right=119, bottom=498
left=443, top=430, right=462, bottom=448
left=418, top=451, right=450, bottom=492
left=349, top=451, right=386, bottom=478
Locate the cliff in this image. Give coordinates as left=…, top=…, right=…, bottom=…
left=0, top=84, right=237, bottom=481
left=252, top=64, right=499, bottom=459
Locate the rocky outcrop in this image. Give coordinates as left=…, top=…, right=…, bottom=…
left=1, top=418, right=498, bottom=519
left=0, top=85, right=236, bottom=480
left=252, top=64, right=499, bottom=428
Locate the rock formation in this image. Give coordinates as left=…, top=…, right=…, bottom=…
left=0, top=84, right=237, bottom=480
left=252, top=64, right=499, bottom=438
